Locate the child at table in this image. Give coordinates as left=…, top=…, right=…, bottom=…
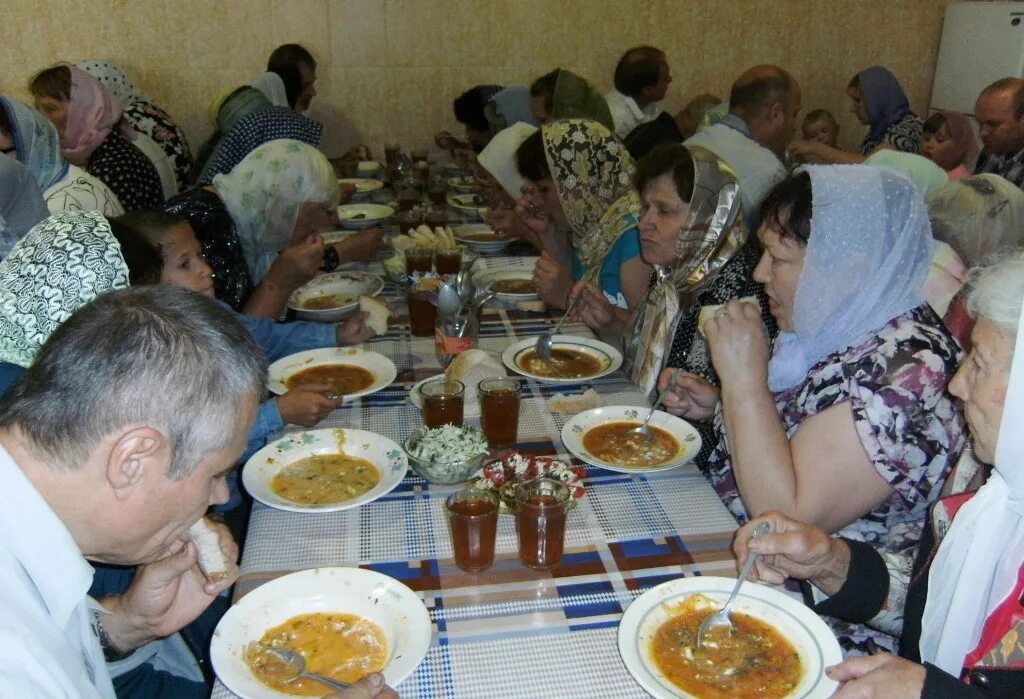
left=801, top=109, right=839, bottom=148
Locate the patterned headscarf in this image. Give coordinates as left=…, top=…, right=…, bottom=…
left=928, top=173, right=1024, bottom=268
left=62, top=66, right=134, bottom=163
left=0, top=211, right=129, bottom=367
left=626, top=145, right=747, bottom=396
left=75, top=60, right=148, bottom=107
left=0, top=96, right=69, bottom=191
left=213, top=139, right=338, bottom=282
left=550, top=70, right=615, bottom=132
left=855, top=66, right=913, bottom=143
left=768, top=165, right=934, bottom=391
left=541, top=119, right=640, bottom=270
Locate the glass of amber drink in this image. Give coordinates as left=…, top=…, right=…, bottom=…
left=515, top=478, right=569, bottom=570
left=478, top=378, right=520, bottom=447
left=420, top=379, right=464, bottom=427
left=446, top=488, right=499, bottom=572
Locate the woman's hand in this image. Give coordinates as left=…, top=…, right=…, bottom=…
left=533, top=251, right=573, bottom=308
left=334, top=228, right=384, bottom=262
left=658, top=369, right=720, bottom=421
left=325, top=673, right=399, bottom=699
left=787, top=138, right=827, bottom=163
left=276, top=386, right=342, bottom=426
left=515, top=185, right=556, bottom=238
left=568, top=281, right=621, bottom=334
left=336, top=312, right=374, bottom=345
left=272, top=236, right=326, bottom=288
left=732, top=512, right=850, bottom=593
left=827, top=654, right=927, bottom=699
left=704, top=300, right=770, bottom=390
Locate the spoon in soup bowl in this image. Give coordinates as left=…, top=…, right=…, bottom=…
left=248, top=644, right=352, bottom=691
left=696, top=521, right=771, bottom=649
left=630, top=368, right=680, bottom=440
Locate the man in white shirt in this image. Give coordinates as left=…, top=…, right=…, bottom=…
left=604, top=46, right=672, bottom=139
left=0, top=287, right=396, bottom=699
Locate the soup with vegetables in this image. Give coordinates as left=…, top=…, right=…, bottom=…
left=651, top=594, right=802, bottom=699
left=246, top=612, right=388, bottom=695
left=285, top=364, right=375, bottom=395
left=583, top=422, right=679, bottom=468
left=518, top=348, right=603, bottom=378
left=271, top=454, right=380, bottom=505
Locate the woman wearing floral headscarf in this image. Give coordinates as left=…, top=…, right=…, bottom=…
left=29, top=64, right=163, bottom=211
left=0, top=96, right=123, bottom=217
left=514, top=119, right=650, bottom=312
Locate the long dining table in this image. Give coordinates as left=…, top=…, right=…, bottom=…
left=211, top=219, right=743, bottom=698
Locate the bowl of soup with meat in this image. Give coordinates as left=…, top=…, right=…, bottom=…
left=211, top=567, right=431, bottom=699
left=267, top=348, right=397, bottom=400
left=501, top=335, right=622, bottom=383
left=288, top=272, right=385, bottom=322
left=561, top=406, right=701, bottom=472
left=618, top=577, right=842, bottom=699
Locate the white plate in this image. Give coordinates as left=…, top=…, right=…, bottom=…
left=242, top=427, right=407, bottom=513
left=618, top=576, right=842, bottom=699
left=447, top=175, right=475, bottom=192
left=408, top=374, right=482, bottom=417
left=501, top=334, right=623, bottom=383
left=287, top=271, right=385, bottom=322
left=339, top=177, right=385, bottom=195
left=561, top=405, right=701, bottom=473
left=337, top=203, right=395, bottom=229
left=474, top=268, right=538, bottom=302
left=267, top=347, right=397, bottom=398
left=357, top=160, right=383, bottom=177
left=453, top=223, right=514, bottom=253
left=447, top=193, right=488, bottom=220
left=211, top=567, right=431, bottom=698
left=321, top=229, right=357, bottom=245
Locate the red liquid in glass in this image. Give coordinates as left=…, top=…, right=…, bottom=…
left=448, top=498, right=498, bottom=572
left=516, top=495, right=566, bottom=569
left=480, top=389, right=519, bottom=447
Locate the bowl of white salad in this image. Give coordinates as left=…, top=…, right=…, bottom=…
left=403, top=425, right=488, bottom=484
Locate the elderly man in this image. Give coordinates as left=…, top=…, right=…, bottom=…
left=605, top=46, right=672, bottom=139
left=268, top=43, right=318, bottom=113
left=0, top=287, right=394, bottom=698
left=684, top=65, right=800, bottom=228
left=974, top=77, right=1024, bottom=189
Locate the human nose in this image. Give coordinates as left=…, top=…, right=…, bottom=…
left=948, top=362, right=969, bottom=401
left=752, top=249, right=771, bottom=284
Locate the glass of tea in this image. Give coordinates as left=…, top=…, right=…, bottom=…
left=446, top=488, right=499, bottom=572
left=420, top=379, right=464, bottom=427
left=396, top=210, right=422, bottom=234
left=515, top=478, right=570, bottom=570
left=384, top=142, right=401, bottom=166
left=405, top=246, right=433, bottom=275
left=407, top=279, right=437, bottom=336
left=428, top=174, right=448, bottom=205
left=424, top=205, right=447, bottom=229
left=478, top=377, right=520, bottom=447
left=435, top=246, right=462, bottom=275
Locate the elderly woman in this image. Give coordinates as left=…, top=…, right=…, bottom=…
left=789, top=66, right=923, bottom=165
left=734, top=253, right=1024, bottom=697
left=573, top=143, right=776, bottom=463
left=662, top=166, right=964, bottom=558
left=514, top=119, right=650, bottom=312
left=30, top=65, right=164, bottom=211
left=0, top=95, right=123, bottom=217
left=166, top=139, right=381, bottom=316
left=528, top=69, right=615, bottom=131
left=922, top=110, right=980, bottom=181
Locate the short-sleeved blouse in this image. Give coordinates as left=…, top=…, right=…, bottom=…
left=706, top=304, right=965, bottom=554
left=570, top=223, right=642, bottom=309
left=860, top=114, right=923, bottom=155
left=85, top=130, right=164, bottom=212
left=164, top=188, right=251, bottom=310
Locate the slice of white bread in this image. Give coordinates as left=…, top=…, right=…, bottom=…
left=697, top=296, right=760, bottom=337
left=446, top=349, right=506, bottom=409
left=548, top=388, right=602, bottom=414
left=188, top=518, right=233, bottom=582
left=359, top=295, right=391, bottom=336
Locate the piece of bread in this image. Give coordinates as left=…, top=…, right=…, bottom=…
left=187, top=518, right=233, bottom=583
left=359, top=295, right=391, bottom=335
left=548, top=388, right=602, bottom=414
left=446, top=349, right=506, bottom=408
left=697, top=296, right=761, bottom=337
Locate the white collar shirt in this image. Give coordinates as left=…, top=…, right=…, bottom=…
left=604, top=89, right=662, bottom=139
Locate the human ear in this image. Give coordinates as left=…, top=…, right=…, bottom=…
left=104, top=426, right=167, bottom=500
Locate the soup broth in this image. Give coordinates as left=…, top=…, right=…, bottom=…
left=518, top=347, right=603, bottom=378
left=246, top=612, right=388, bottom=695
left=583, top=422, right=679, bottom=468
left=285, top=364, right=375, bottom=395
left=271, top=454, right=380, bottom=505
left=651, top=594, right=802, bottom=699
left=301, top=293, right=356, bottom=310
left=492, top=279, right=534, bottom=294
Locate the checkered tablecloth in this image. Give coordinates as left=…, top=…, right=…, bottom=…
left=212, top=242, right=742, bottom=698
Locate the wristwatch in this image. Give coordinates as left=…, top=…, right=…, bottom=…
left=322, top=245, right=340, bottom=272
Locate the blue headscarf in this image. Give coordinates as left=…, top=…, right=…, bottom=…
left=768, top=165, right=933, bottom=391
left=856, top=66, right=912, bottom=144
left=487, top=86, right=538, bottom=134
left=0, top=96, right=69, bottom=191
left=0, top=156, right=49, bottom=260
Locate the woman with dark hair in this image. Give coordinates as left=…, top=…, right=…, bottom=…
left=29, top=65, right=164, bottom=211
left=514, top=119, right=649, bottom=313
left=661, top=167, right=965, bottom=648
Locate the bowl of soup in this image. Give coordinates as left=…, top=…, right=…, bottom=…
left=618, top=576, right=842, bottom=699
left=561, top=406, right=701, bottom=473
left=211, top=567, right=431, bottom=699
left=452, top=223, right=514, bottom=253
left=242, top=427, right=407, bottom=513
left=474, top=268, right=538, bottom=302
left=501, top=335, right=622, bottom=384
left=287, top=272, right=385, bottom=322
left=267, top=347, right=398, bottom=400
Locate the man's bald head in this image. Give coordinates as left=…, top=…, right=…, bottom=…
left=614, top=46, right=671, bottom=107
left=729, top=65, right=802, bottom=156
left=976, top=77, right=1024, bottom=155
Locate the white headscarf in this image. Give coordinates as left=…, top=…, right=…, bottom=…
left=928, top=174, right=1024, bottom=269
left=476, top=122, right=537, bottom=198
left=920, top=293, right=1024, bottom=674
left=213, top=139, right=337, bottom=282
left=250, top=72, right=289, bottom=108
left=768, top=165, right=934, bottom=391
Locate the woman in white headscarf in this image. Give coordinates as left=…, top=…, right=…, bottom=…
left=732, top=253, right=1024, bottom=697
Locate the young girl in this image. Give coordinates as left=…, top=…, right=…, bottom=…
left=922, top=110, right=980, bottom=181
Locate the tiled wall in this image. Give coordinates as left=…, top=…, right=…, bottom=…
left=1, top=0, right=953, bottom=158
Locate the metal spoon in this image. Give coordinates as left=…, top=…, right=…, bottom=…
left=535, top=293, right=584, bottom=360
left=696, top=521, right=771, bottom=649
left=437, top=281, right=462, bottom=319
left=251, top=646, right=352, bottom=692
left=630, top=368, right=680, bottom=439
